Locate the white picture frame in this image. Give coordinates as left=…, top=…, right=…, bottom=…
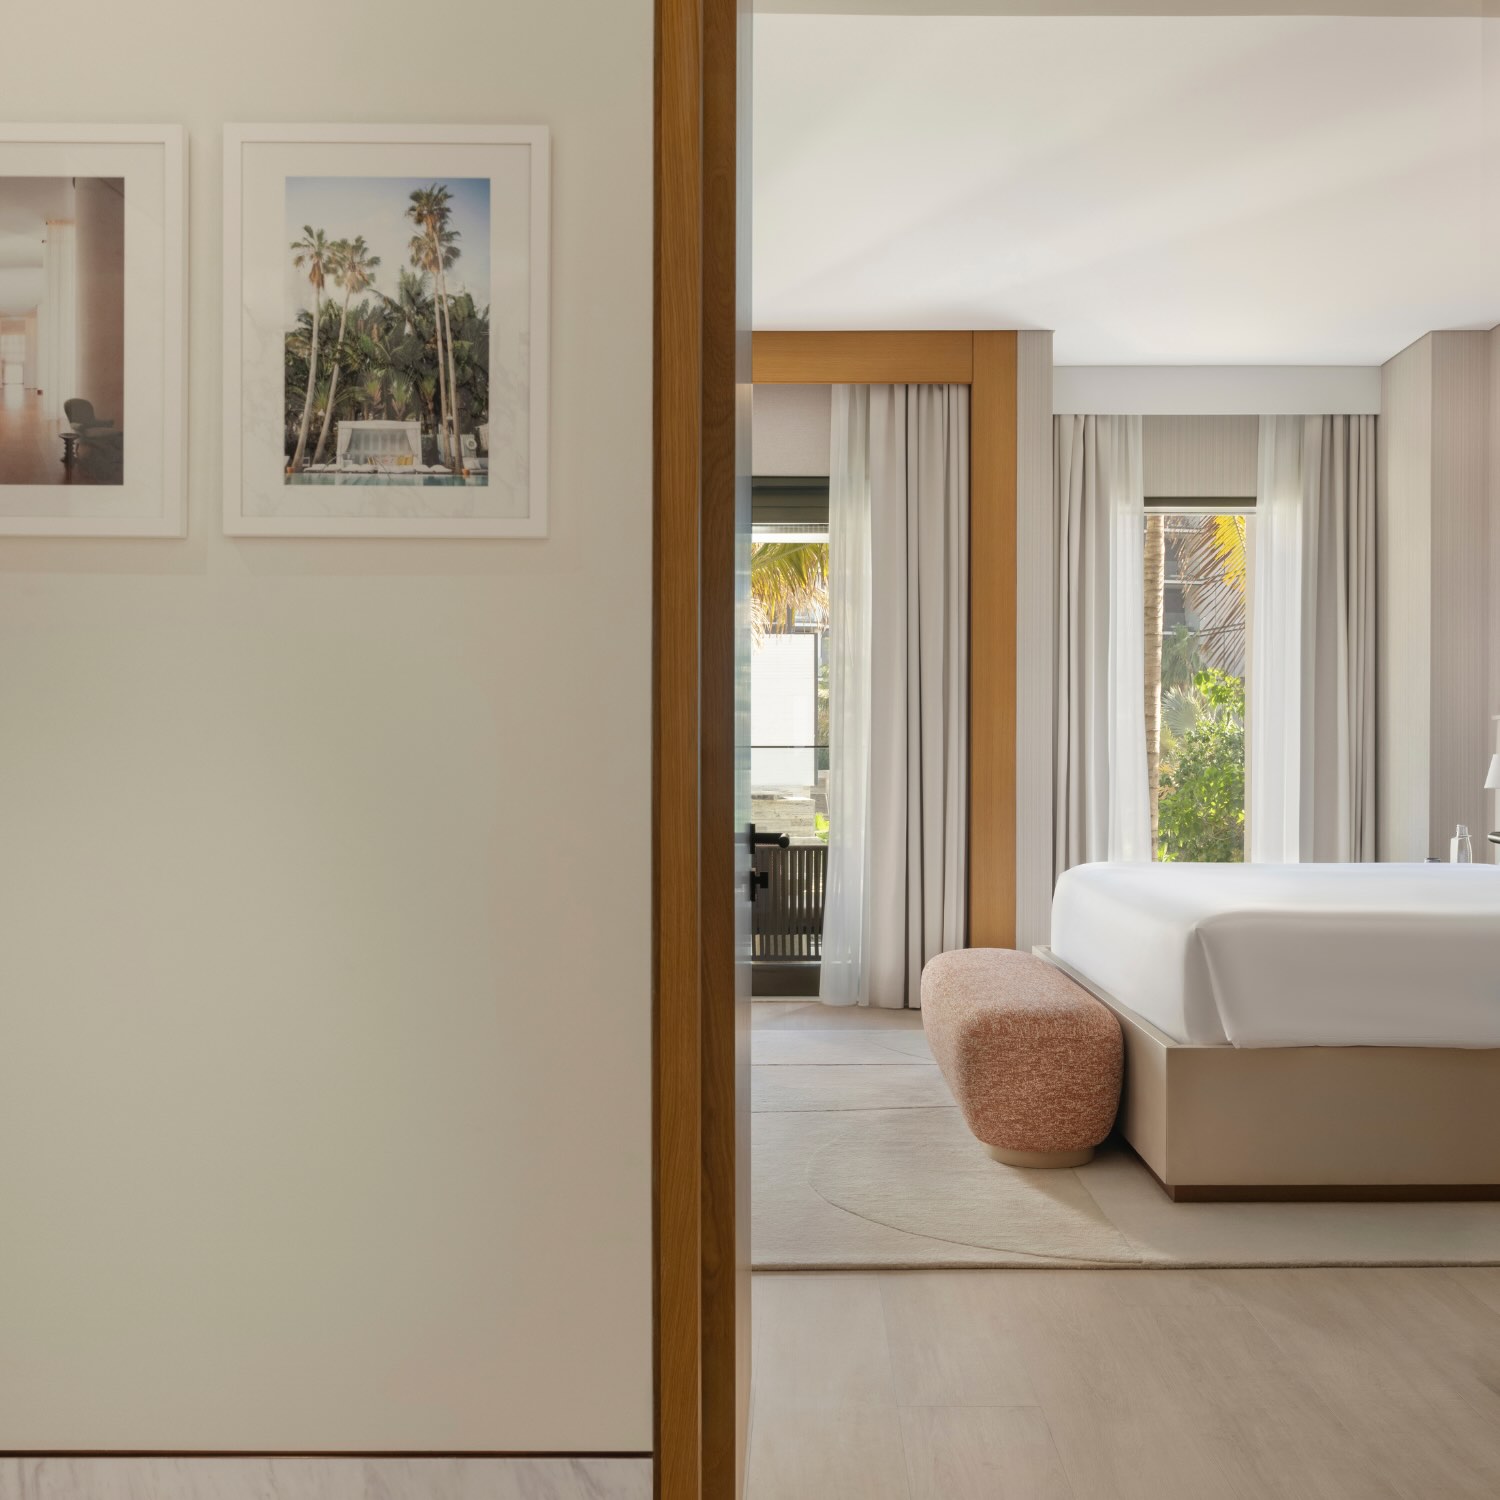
left=0, top=123, right=187, bottom=537
left=222, top=123, right=550, bottom=539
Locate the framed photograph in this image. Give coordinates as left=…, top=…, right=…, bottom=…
left=223, top=124, right=550, bottom=539
left=0, top=124, right=187, bottom=537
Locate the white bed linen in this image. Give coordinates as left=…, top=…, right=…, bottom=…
left=1050, top=862, right=1500, bottom=1048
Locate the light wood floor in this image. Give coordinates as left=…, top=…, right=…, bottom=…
left=748, top=1002, right=1500, bottom=1499
left=752, top=999, right=927, bottom=1032
left=0, top=386, right=71, bottom=485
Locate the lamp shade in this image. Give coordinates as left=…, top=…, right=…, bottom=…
left=1487, top=754, right=1500, bottom=792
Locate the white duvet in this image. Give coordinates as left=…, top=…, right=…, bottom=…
left=1050, top=862, right=1500, bottom=1048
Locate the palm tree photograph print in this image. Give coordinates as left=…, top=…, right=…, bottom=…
left=283, top=177, right=493, bottom=486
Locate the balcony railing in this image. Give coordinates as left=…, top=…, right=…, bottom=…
left=752, top=842, right=827, bottom=962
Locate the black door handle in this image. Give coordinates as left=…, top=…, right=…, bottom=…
left=746, top=823, right=786, bottom=904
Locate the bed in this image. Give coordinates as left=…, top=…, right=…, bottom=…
left=1039, top=862, right=1500, bottom=1201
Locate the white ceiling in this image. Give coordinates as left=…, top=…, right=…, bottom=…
left=754, top=15, right=1496, bottom=364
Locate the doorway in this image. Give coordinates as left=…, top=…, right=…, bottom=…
left=653, top=20, right=1021, bottom=1500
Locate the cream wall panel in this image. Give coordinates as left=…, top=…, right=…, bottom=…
left=1014, top=331, right=1054, bottom=951
left=753, top=383, right=832, bottom=475
left=1378, top=331, right=1495, bottom=862
left=1377, top=336, right=1433, bottom=860
left=1429, top=332, right=1493, bottom=850
left=1142, top=415, right=1257, bottom=499
left=1491, top=327, right=1500, bottom=724
left=1489, top=325, right=1500, bottom=851
left=0, top=0, right=652, bottom=1458
left=1484, top=0, right=1498, bottom=852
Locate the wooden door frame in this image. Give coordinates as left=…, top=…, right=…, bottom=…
left=653, top=0, right=746, bottom=1497
left=750, top=330, right=1019, bottom=948
left=654, top=11, right=1020, bottom=1485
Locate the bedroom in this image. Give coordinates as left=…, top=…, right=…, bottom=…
left=745, top=7, right=1500, bottom=1496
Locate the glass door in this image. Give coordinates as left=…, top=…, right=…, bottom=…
left=749, top=476, right=829, bottom=994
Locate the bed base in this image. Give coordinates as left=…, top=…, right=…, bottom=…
left=1037, top=947, right=1500, bottom=1202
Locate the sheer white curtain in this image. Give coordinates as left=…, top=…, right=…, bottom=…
left=1054, top=414, right=1150, bottom=874
left=820, top=383, right=969, bottom=1009
left=820, top=386, right=874, bottom=1006
left=37, top=220, right=76, bottom=422
left=1249, top=416, right=1305, bottom=863
left=1250, top=414, right=1378, bottom=862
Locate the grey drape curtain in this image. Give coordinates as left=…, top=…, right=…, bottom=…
left=1053, top=414, right=1150, bottom=878
left=1249, top=414, right=1377, bottom=862
left=869, top=385, right=969, bottom=1008
left=820, top=383, right=969, bottom=1010
left=1302, top=414, right=1378, bottom=861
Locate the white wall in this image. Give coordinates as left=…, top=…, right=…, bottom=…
left=0, top=318, right=23, bottom=385
left=0, top=0, right=653, bottom=1468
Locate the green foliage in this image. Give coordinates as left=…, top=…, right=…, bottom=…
left=751, top=541, right=828, bottom=637
left=1157, top=669, right=1245, bottom=863
left=1161, top=682, right=1205, bottom=750
left=1161, top=624, right=1203, bottom=694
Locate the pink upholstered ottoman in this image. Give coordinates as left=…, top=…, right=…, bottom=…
left=922, top=949, right=1123, bottom=1168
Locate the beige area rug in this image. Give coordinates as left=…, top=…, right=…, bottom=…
left=752, top=1029, right=1500, bottom=1269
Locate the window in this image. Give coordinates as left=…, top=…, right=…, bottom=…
left=750, top=478, right=829, bottom=847
left=1145, top=500, right=1252, bottom=862
left=750, top=478, right=830, bottom=990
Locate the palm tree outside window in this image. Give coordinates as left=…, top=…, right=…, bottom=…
left=1144, top=500, right=1251, bottom=862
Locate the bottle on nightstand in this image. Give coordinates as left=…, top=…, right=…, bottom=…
left=1487, top=752, right=1500, bottom=855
